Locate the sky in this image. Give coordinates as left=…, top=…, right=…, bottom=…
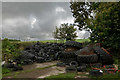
left=1, top=1, right=90, bottom=41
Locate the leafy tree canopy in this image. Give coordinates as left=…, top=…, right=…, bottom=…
left=53, top=23, right=78, bottom=41
left=70, top=1, right=120, bottom=55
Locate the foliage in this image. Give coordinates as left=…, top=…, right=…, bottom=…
left=2, top=67, right=12, bottom=74
left=70, top=2, right=94, bottom=31
left=70, top=2, right=120, bottom=55
left=89, top=2, right=120, bottom=55
left=53, top=23, right=78, bottom=41
left=2, top=38, right=20, bottom=61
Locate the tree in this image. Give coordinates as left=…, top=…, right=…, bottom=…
left=89, top=2, right=120, bottom=54
left=70, top=2, right=120, bottom=55
left=70, top=1, right=94, bottom=31
left=53, top=23, right=78, bottom=41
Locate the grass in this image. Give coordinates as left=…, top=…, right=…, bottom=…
left=45, top=72, right=76, bottom=79
left=40, top=39, right=90, bottom=43
left=2, top=67, right=12, bottom=74
left=15, top=39, right=90, bottom=43
left=89, top=72, right=119, bottom=80
left=75, top=39, right=90, bottom=43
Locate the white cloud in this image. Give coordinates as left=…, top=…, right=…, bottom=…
left=59, top=17, right=74, bottom=25
left=56, top=7, right=66, bottom=13
left=31, top=18, right=37, bottom=28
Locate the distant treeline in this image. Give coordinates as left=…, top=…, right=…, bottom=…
left=2, top=38, right=21, bottom=42
left=8, top=39, right=21, bottom=41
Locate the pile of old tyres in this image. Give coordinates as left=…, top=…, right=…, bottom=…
left=59, top=41, right=114, bottom=73
left=59, top=41, right=83, bottom=65
left=18, top=42, right=65, bottom=64
left=93, top=46, right=114, bottom=65
left=75, top=46, right=98, bottom=63
left=3, top=42, right=66, bottom=71
left=3, top=40, right=114, bottom=72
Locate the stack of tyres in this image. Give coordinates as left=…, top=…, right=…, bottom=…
left=76, top=47, right=98, bottom=63
left=59, top=41, right=82, bottom=64
left=4, top=42, right=66, bottom=70
left=59, top=52, right=77, bottom=64
left=94, top=46, right=114, bottom=65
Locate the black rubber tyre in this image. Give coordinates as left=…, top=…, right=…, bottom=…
left=90, top=63, right=102, bottom=68
left=60, top=58, right=77, bottom=65
left=21, top=51, right=34, bottom=60
left=77, top=65, right=86, bottom=72
left=77, top=54, right=98, bottom=63
left=23, top=59, right=33, bottom=65
left=59, top=52, right=77, bottom=59
left=89, top=70, right=103, bottom=77
left=36, top=57, right=44, bottom=63
left=56, top=62, right=66, bottom=67
left=65, top=66, right=77, bottom=72
left=45, top=57, right=52, bottom=62
left=65, top=41, right=83, bottom=49
left=94, top=46, right=114, bottom=65
left=75, top=47, right=95, bottom=55
left=59, top=52, right=77, bottom=64
left=69, top=61, right=78, bottom=67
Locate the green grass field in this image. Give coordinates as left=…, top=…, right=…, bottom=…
left=9, top=38, right=90, bottom=44
left=39, top=39, right=90, bottom=43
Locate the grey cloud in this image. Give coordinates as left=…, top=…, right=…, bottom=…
left=2, top=2, right=90, bottom=40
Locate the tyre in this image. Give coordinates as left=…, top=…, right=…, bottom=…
left=60, top=58, right=77, bottom=65
left=94, top=46, right=114, bottom=65
left=89, top=70, right=103, bottom=77
left=65, top=66, right=77, bottom=72
left=59, top=52, right=77, bottom=64
left=36, top=57, right=44, bottom=63
left=45, top=57, right=52, bottom=62
left=75, top=47, right=95, bottom=55
left=56, top=62, right=66, bottom=67
left=64, top=47, right=78, bottom=52
left=23, top=59, right=33, bottom=65
left=59, top=52, right=77, bottom=59
left=77, top=54, right=98, bottom=63
left=90, top=63, right=102, bottom=68
left=54, top=51, right=62, bottom=60
left=69, top=61, right=78, bottom=67
left=77, top=65, right=86, bottom=72
left=65, top=41, right=83, bottom=49
left=21, top=51, right=34, bottom=59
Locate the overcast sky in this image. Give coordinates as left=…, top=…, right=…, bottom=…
left=2, top=2, right=90, bottom=41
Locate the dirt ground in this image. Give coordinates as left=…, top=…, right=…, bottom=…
left=3, top=61, right=118, bottom=79
left=3, top=61, right=65, bottom=78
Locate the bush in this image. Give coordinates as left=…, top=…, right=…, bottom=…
left=2, top=67, right=12, bottom=74
left=2, top=38, right=20, bottom=61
